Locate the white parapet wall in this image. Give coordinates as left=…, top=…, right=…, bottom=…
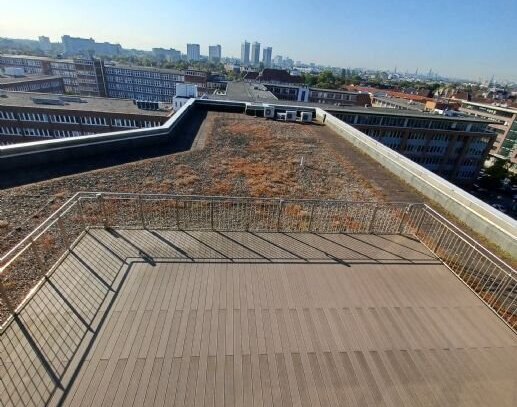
left=317, top=108, right=517, bottom=254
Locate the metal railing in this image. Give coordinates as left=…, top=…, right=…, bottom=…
left=1, top=192, right=515, bottom=333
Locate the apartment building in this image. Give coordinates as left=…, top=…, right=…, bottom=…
left=251, top=42, right=260, bottom=65
left=262, top=47, right=272, bottom=67
left=62, top=35, right=122, bottom=57
left=103, top=65, right=185, bottom=102
left=208, top=45, right=222, bottom=62
left=186, top=44, right=200, bottom=61
left=328, top=106, right=495, bottom=182
left=0, top=91, right=172, bottom=145
left=0, top=74, right=64, bottom=93
left=241, top=41, right=250, bottom=65
left=458, top=100, right=517, bottom=166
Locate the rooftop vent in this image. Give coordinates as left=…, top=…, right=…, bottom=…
left=31, top=97, right=65, bottom=106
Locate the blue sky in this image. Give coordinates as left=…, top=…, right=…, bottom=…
left=1, top=0, right=516, bottom=81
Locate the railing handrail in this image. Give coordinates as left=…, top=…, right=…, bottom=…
left=422, top=204, right=516, bottom=277
left=2, top=191, right=514, bottom=280
left=0, top=192, right=82, bottom=268
left=78, top=191, right=420, bottom=205
left=0, top=192, right=422, bottom=271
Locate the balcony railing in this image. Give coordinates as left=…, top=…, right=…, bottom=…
left=0, top=192, right=515, bottom=333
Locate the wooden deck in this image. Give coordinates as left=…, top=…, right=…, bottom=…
left=1, top=229, right=516, bottom=406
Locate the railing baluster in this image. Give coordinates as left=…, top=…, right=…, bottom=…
left=397, top=204, right=411, bottom=234
left=368, top=204, right=378, bottom=233
left=175, top=198, right=180, bottom=230
left=138, top=196, right=146, bottom=229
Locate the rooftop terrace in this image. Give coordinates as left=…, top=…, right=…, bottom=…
left=0, top=193, right=515, bottom=406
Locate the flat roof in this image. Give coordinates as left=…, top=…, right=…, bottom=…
left=372, top=95, right=426, bottom=110
left=105, top=63, right=184, bottom=76
left=460, top=99, right=517, bottom=114
left=323, top=104, right=491, bottom=122
left=2, top=229, right=515, bottom=406
left=0, top=74, right=62, bottom=84
left=0, top=90, right=173, bottom=116
left=224, top=81, right=278, bottom=101
left=0, top=54, right=75, bottom=63
left=213, top=83, right=490, bottom=123
left=257, top=99, right=492, bottom=123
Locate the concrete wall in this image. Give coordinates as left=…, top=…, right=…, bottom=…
left=0, top=98, right=196, bottom=171
left=317, top=108, right=517, bottom=255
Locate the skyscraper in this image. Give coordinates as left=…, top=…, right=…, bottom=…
left=251, top=42, right=261, bottom=66
left=38, top=36, right=52, bottom=52
left=208, top=45, right=222, bottom=62
left=241, top=41, right=250, bottom=65
left=262, top=47, right=272, bottom=68
left=187, top=43, right=201, bottom=61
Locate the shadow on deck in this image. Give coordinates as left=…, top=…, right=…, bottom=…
left=1, top=229, right=514, bottom=407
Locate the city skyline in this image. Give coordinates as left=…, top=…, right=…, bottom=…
left=1, top=0, right=516, bottom=81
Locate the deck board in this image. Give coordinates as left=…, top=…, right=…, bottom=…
left=1, top=229, right=516, bottom=407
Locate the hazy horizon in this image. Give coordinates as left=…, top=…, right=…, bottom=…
left=1, top=0, right=516, bottom=82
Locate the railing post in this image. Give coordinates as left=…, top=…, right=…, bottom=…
left=210, top=201, right=214, bottom=230
left=57, top=216, right=71, bottom=249
left=368, top=204, right=379, bottom=233
left=97, top=193, right=108, bottom=228
left=175, top=198, right=180, bottom=230
left=397, top=204, right=412, bottom=234
left=0, top=279, right=14, bottom=313
left=308, top=202, right=316, bottom=232
left=137, top=196, right=146, bottom=229
left=276, top=200, right=284, bottom=232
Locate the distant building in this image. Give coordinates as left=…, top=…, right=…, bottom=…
left=0, top=54, right=102, bottom=95
left=152, top=48, right=181, bottom=62
left=255, top=69, right=304, bottom=84
left=262, top=47, right=272, bottom=68
left=251, top=42, right=261, bottom=66
left=208, top=45, right=222, bottom=62
left=241, top=41, right=250, bottom=65
left=459, top=100, right=517, bottom=167
left=273, top=55, right=283, bottom=66
left=186, top=44, right=201, bottom=61
left=61, top=35, right=121, bottom=57
left=38, top=36, right=52, bottom=52
left=103, top=64, right=185, bottom=102
left=262, top=82, right=371, bottom=106
left=328, top=106, right=494, bottom=183
left=372, top=95, right=425, bottom=111
left=0, top=91, right=171, bottom=145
